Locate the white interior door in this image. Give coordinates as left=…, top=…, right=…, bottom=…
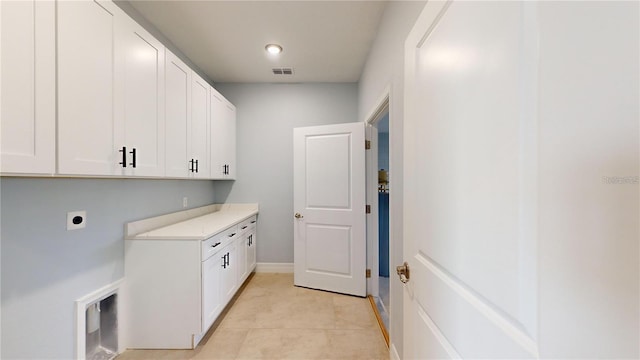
left=403, top=1, right=539, bottom=358
left=293, top=122, right=366, bottom=297
left=403, top=1, right=639, bottom=358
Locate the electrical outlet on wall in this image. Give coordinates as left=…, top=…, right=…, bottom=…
left=67, top=211, right=87, bottom=230
left=183, top=197, right=188, bottom=208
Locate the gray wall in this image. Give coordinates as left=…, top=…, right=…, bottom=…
left=213, top=83, right=358, bottom=263
left=1, top=2, right=219, bottom=358
left=1, top=179, right=215, bottom=358
left=357, top=1, right=426, bottom=358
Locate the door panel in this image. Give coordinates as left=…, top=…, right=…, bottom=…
left=165, top=51, right=190, bottom=177
left=403, top=1, right=538, bottom=358
left=190, top=74, right=209, bottom=178
left=305, top=134, right=352, bottom=208
left=293, top=122, right=366, bottom=297
left=0, top=0, right=55, bottom=174
left=58, top=0, right=121, bottom=175
left=202, top=255, right=222, bottom=333
left=120, top=19, right=165, bottom=176
left=305, top=224, right=351, bottom=275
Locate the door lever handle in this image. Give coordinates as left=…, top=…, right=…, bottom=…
left=396, top=262, right=410, bottom=283
left=294, top=213, right=303, bottom=219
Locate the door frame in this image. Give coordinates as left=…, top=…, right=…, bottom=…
left=364, top=86, right=391, bottom=299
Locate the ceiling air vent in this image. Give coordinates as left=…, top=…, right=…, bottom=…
left=272, top=67, right=294, bottom=75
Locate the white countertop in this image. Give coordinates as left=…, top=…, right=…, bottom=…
left=125, top=203, right=259, bottom=241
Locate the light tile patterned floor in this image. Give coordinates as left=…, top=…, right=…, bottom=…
left=118, top=273, right=389, bottom=360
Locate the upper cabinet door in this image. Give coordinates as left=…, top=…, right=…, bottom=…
left=57, top=0, right=123, bottom=176
left=190, top=73, right=210, bottom=178
left=165, top=51, right=191, bottom=178
left=209, top=88, right=225, bottom=179
left=210, top=87, right=236, bottom=180
left=223, top=102, right=237, bottom=179
left=117, top=17, right=165, bottom=177
left=0, top=1, right=55, bottom=175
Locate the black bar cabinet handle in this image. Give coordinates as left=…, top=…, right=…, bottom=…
left=119, top=147, right=127, bottom=167
left=129, top=148, right=137, bottom=168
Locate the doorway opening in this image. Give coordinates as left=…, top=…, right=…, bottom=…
left=376, top=112, right=390, bottom=331
left=365, top=95, right=390, bottom=342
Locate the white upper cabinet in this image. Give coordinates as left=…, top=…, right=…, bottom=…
left=210, top=87, right=236, bottom=179
left=190, top=73, right=210, bottom=178
left=57, top=0, right=122, bottom=176
left=2, top=0, right=236, bottom=180
left=1, top=1, right=55, bottom=175
left=58, top=1, right=166, bottom=177
left=117, top=16, right=166, bottom=177
left=164, top=51, right=191, bottom=178
left=165, top=53, right=210, bottom=179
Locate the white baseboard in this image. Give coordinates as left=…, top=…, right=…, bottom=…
left=390, top=342, right=400, bottom=360
left=255, top=262, right=294, bottom=273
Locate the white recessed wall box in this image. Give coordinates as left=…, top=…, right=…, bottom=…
left=67, top=211, right=87, bottom=230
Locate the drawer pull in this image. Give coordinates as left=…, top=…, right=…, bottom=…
left=241, top=226, right=248, bottom=230
left=228, top=233, right=236, bottom=238
left=251, top=220, right=256, bottom=224
left=211, top=242, right=221, bottom=248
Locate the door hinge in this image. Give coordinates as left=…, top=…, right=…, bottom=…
left=366, top=205, right=371, bottom=214
left=365, top=140, right=371, bottom=150
left=366, top=269, right=371, bottom=278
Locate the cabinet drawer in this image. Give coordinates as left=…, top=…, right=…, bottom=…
left=202, top=225, right=238, bottom=261
left=238, top=216, right=257, bottom=234
left=202, top=234, right=224, bottom=261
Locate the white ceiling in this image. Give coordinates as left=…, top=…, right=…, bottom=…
left=126, top=1, right=388, bottom=83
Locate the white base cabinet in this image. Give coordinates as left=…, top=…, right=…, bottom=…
left=125, top=209, right=257, bottom=349
left=237, top=217, right=258, bottom=284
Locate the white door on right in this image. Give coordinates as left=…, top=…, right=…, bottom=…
left=403, top=1, right=638, bottom=359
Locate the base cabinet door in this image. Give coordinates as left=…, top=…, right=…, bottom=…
left=202, top=252, right=223, bottom=333
left=247, top=227, right=257, bottom=273
left=0, top=0, right=55, bottom=175
left=236, top=235, right=248, bottom=284
left=220, top=242, right=237, bottom=304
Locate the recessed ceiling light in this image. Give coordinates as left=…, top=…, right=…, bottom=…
left=265, top=44, right=283, bottom=55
